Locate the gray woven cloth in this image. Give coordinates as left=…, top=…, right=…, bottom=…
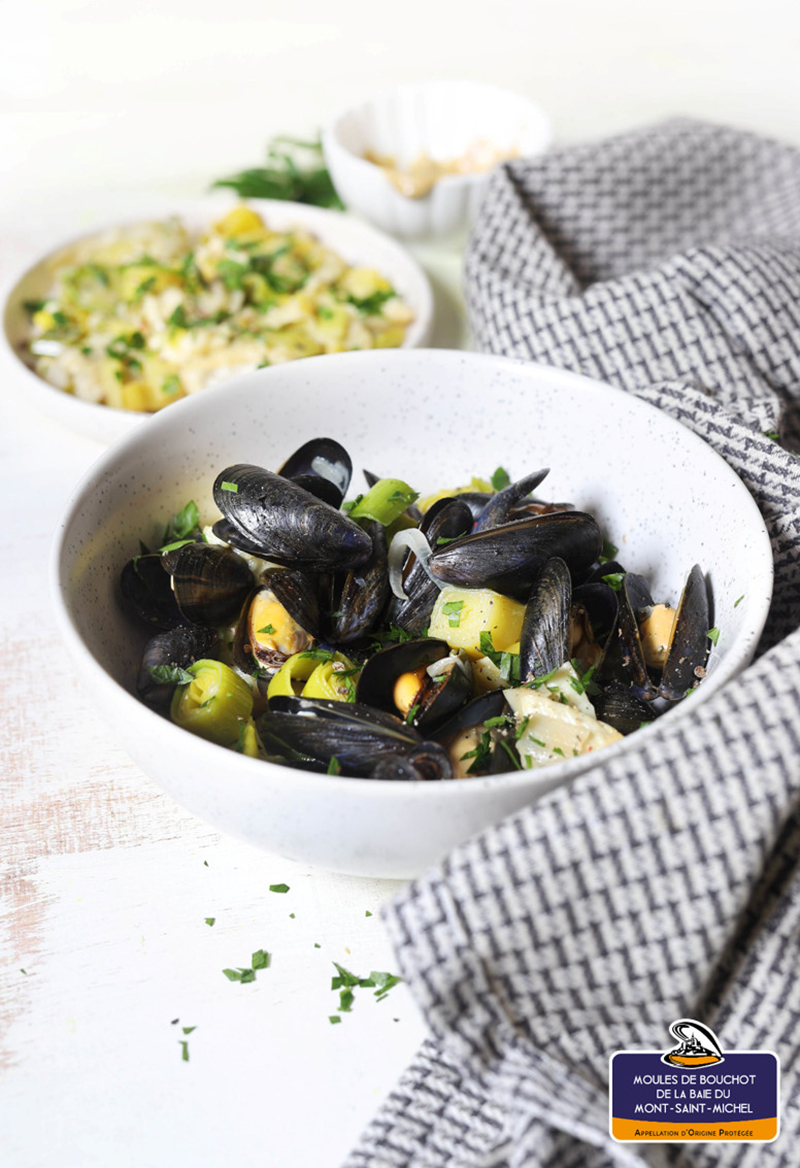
left=345, top=121, right=800, bottom=1167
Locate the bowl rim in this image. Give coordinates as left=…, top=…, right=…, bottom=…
left=323, top=79, right=552, bottom=192
left=1, top=195, right=435, bottom=441
left=51, top=349, right=775, bottom=804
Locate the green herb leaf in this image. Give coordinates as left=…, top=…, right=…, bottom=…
left=251, top=949, right=270, bottom=970
left=204, top=917, right=215, bottom=926
left=269, top=883, right=290, bottom=893
left=220, top=481, right=239, bottom=493
left=405, top=703, right=420, bottom=725
left=601, top=572, right=625, bottom=591
left=764, top=430, right=780, bottom=441
left=734, top=595, right=744, bottom=607
left=257, top=624, right=276, bottom=635
left=329, top=1015, right=342, bottom=1024
left=365, top=910, right=372, bottom=917
left=179, top=1040, right=189, bottom=1062
left=347, top=289, right=395, bottom=315
left=442, top=599, right=465, bottom=627
left=211, top=136, right=344, bottom=209
left=491, top=467, right=511, bottom=491
left=162, top=374, right=180, bottom=396
left=182, top=1026, right=196, bottom=1035
left=327, top=756, right=341, bottom=775
left=707, top=626, right=721, bottom=645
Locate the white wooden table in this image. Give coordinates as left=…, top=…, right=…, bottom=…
left=0, top=193, right=468, bottom=1168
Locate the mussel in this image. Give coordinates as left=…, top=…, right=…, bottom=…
left=137, top=624, right=219, bottom=711
left=258, top=695, right=449, bottom=778
left=278, top=438, right=353, bottom=509
left=213, top=464, right=372, bottom=570
left=328, top=518, right=390, bottom=644
left=355, top=638, right=472, bottom=735
left=427, top=511, right=602, bottom=600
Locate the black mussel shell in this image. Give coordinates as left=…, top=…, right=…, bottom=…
left=263, top=567, right=322, bottom=640
left=258, top=696, right=421, bottom=777
left=474, top=468, right=550, bottom=531
left=592, top=682, right=656, bottom=735
left=571, top=581, right=619, bottom=669
left=432, top=690, right=508, bottom=743
left=660, top=565, right=710, bottom=701
left=328, top=518, right=389, bottom=644
left=137, top=624, right=219, bottom=711
left=370, top=742, right=453, bottom=781
left=120, top=554, right=183, bottom=629
left=169, top=543, right=254, bottom=625
left=431, top=690, right=512, bottom=775
left=427, top=512, right=602, bottom=600
left=355, top=638, right=471, bottom=735
left=616, top=573, right=659, bottom=700
left=519, top=557, right=572, bottom=683
left=213, top=464, right=372, bottom=570
left=393, top=497, right=474, bottom=635
left=586, top=559, right=627, bottom=584
left=278, top=438, right=352, bottom=508
left=211, top=518, right=270, bottom=558
left=455, top=491, right=492, bottom=522
left=232, top=581, right=316, bottom=675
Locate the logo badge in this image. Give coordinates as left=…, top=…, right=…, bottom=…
left=609, top=1019, right=780, bottom=1142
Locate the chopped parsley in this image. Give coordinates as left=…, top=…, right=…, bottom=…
left=257, top=624, right=276, bottom=635
left=443, top=599, right=465, bottom=627
left=329, top=962, right=403, bottom=1017
left=764, top=430, right=780, bottom=441
left=251, top=949, right=270, bottom=970
left=569, top=659, right=601, bottom=697
left=601, top=572, right=625, bottom=591
left=552, top=747, right=565, bottom=757
left=406, top=703, right=420, bottom=725
left=365, top=910, right=373, bottom=917
left=329, top=1015, right=342, bottom=1024
left=734, top=595, right=744, bottom=607
left=491, top=466, right=511, bottom=491
left=327, top=756, right=342, bottom=775
left=707, top=626, right=721, bottom=645
left=162, top=374, right=180, bottom=396
left=220, top=481, right=239, bottom=493
left=347, top=289, right=394, bottom=315
left=162, top=499, right=200, bottom=544
left=269, top=883, right=290, bottom=893
left=460, top=730, right=493, bottom=775
left=179, top=1040, right=190, bottom=1062
left=204, top=917, right=215, bottom=927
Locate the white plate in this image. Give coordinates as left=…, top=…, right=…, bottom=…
left=2, top=196, right=434, bottom=446
left=53, top=350, right=773, bottom=878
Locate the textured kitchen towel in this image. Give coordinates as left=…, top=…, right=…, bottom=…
left=346, top=121, right=800, bottom=1167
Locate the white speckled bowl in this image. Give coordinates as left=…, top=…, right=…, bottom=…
left=2, top=196, right=434, bottom=446
left=323, top=81, right=551, bottom=240
left=53, top=350, right=773, bottom=877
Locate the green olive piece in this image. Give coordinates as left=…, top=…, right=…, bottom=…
left=170, top=659, right=253, bottom=746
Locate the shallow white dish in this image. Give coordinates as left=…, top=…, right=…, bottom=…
left=53, top=350, right=773, bottom=878
left=2, top=196, right=434, bottom=447
left=323, top=81, right=551, bottom=240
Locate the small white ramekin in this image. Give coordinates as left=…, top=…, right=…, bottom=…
left=323, top=80, right=552, bottom=241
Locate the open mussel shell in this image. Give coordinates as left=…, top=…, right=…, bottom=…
left=570, top=580, right=619, bottom=669
left=431, top=690, right=512, bottom=775
left=258, top=695, right=422, bottom=777
left=278, top=438, right=352, bottom=508
left=120, top=554, right=183, bottom=629
left=213, top=464, right=372, bottom=570
left=615, top=573, right=659, bottom=700
left=519, top=557, right=571, bottom=683
left=169, top=542, right=254, bottom=626
left=592, top=682, right=656, bottom=735
left=474, top=468, right=550, bottom=531
left=355, top=638, right=472, bottom=735
left=137, top=624, right=219, bottom=711
left=660, top=564, right=710, bottom=701
left=210, top=518, right=271, bottom=558
left=427, top=511, right=602, bottom=600
left=262, top=566, right=322, bottom=639
left=232, top=580, right=316, bottom=674
left=392, top=497, right=474, bottom=635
